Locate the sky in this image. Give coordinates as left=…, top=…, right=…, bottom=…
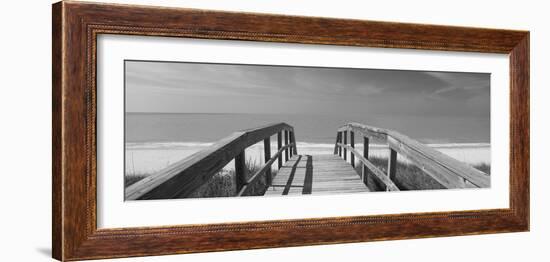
left=125, top=60, right=490, bottom=142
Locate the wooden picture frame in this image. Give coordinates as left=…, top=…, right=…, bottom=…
left=52, top=1, right=529, bottom=261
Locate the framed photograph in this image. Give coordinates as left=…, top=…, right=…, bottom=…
left=52, top=1, right=529, bottom=261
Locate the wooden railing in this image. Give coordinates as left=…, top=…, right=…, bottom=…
left=126, top=123, right=297, bottom=200
left=334, top=122, right=490, bottom=191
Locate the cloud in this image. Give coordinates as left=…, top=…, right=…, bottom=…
left=125, top=61, right=490, bottom=118
left=424, top=71, right=490, bottom=99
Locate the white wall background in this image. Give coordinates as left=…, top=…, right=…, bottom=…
left=0, top=0, right=546, bottom=261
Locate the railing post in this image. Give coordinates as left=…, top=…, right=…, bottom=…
left=338, top=132, right=342, bottom=157
left=343, top=130, right=348, bottom=161
left=291, top=130, right=298, bottom=155
left=363, top=137, right=369, bottom=185
left=263, top=138, right=272, bottom=186
left=387, top=148, right=397, bottom=190
left=234, top=150, right=247, bottom=194
left=334, top=132, right=340, bottom=155
left=289, top=131, right=293, bottom=158
left=350, top=131, right=355, bottom=168
left=277, top=132, right=282, bottom=169
left=284, top=130, right=289, bottom=161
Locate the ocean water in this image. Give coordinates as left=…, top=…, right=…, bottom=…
left=126, top=113, right=490, bottom=144
left=125, top=113, right=490, bottom=175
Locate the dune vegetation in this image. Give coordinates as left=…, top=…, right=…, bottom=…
left=353, top=156, right=490, bottom=191
left=124, top=158, right=270, bottom=198
left=125, top=155, right=491, bottom=196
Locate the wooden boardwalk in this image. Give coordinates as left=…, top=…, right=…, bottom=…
left=264, top=154, right=370, bottom=196
left=126, top=122, right=489, bottom=200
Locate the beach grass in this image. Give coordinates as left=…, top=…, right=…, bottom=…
left=473, top=162, right=491, bottom=175
left=354, top=156, right=491, bottom=191
left=124, top=174, right=147, bottom=188
left=124, top=158, right=271, bottom=198
left=125, top=155, right=491, bottom=196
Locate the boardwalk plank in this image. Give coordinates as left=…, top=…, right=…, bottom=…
left=265, top=154, right=369, bottom=196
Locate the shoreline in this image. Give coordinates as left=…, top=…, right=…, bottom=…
left=125, top=141, right=491, bottom=176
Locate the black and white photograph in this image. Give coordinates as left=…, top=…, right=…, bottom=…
left=2, top=0, right=544, bottom=261
left=124, top=60, right=491, bottom=200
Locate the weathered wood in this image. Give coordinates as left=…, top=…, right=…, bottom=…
left=338, top=139, right=342, bottom=156
left=289, top=131, right=294, bottom=158
left=387, top=136, right=477, bottom=188
left=338, top=132, right=343, bottom=157
left=291, top=130, right=298, bottom=155
left=238, top=144, right=292, bottom=196
left=336, top=122, right=490, bottom=189
left=125, top=123, right=294, bottom=200
left=337, top=144, right=400, bottom=191
left=264, top=138, right=272, bottom=186
left=288, top=130, right=292, bottom=159
left=284, top=130, right=289, bottom=162
left=53, top=2, right=528, bottom=260
left=343, top=131, right=348, bottom=161
left=235, top=150, right=247, bottom=194
left=338, top=123, right=388, bottom=142
left=387, top=134, right=489, bottom=188
left=277, top=132, right=282, bottom=169
left=125, top=132, right=241, bottom=200
left=386, top=136, right=466, bottom=188
left=265, top=154, right=370, bottom=196
left=334, top=132, right=340, bottom=155
left=363, top=137, right=369, bottom=185
left=303, top=156, right=314, bottom=194
left=282, top=155, right=302, bottom=195
left=350, top=131, right=355, bottom=168
left=387, top=148, right=397, bottom=184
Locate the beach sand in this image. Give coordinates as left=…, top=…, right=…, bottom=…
left=125, top=142, right=490, bottom=177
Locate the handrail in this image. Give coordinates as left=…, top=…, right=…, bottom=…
left=237, top=143, right=293, bottom=196
left=126, top=122, right=297, bottom=200
left=334, top=122, right=490, bottom=189
left=337, top=143, right=399, bottom=191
